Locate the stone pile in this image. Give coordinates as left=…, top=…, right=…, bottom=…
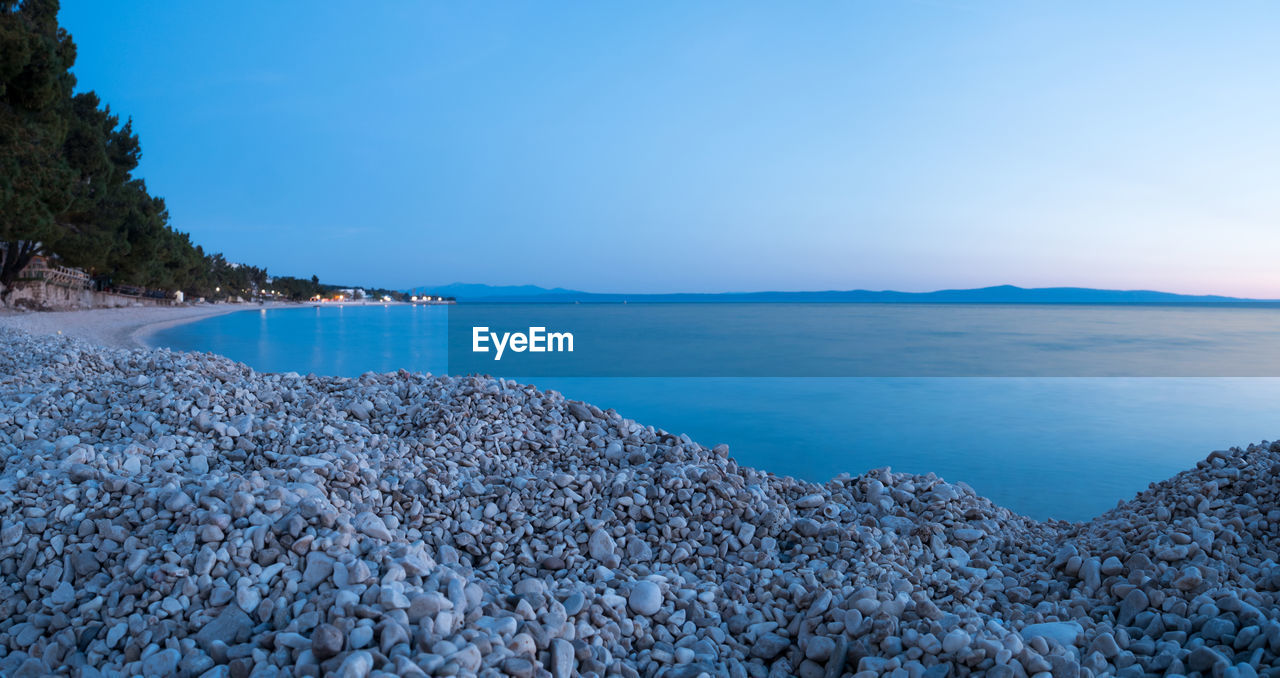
left=0, top=328, right=1277, bottom=677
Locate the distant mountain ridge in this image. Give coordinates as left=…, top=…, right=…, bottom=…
left=410, top=283, right=1273, bottom=304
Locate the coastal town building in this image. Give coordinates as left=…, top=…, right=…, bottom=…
left=15, top=255, right=91, bottom=290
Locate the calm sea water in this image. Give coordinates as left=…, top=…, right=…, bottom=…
left=151, top=304, right=1280, bottom=521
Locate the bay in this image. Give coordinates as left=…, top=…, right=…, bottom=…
left=151, top=303, right=1280, bottom=520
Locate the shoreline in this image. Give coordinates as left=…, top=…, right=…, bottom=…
left=0, top=302, right=300, bottom=350
left=0, top=327, right=1275, bottom=676
left=0, top=298, right=421, bottom=351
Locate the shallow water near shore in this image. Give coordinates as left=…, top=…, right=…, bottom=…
left=151, top=303, right=1280, bottom=521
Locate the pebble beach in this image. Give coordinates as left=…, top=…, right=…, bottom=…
left=0, top=321, right=1278, bottom=678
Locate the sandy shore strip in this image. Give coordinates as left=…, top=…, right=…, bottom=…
left=0, top=302, right=297, bottom=349
left=0, top=327, right=1277, bottom=677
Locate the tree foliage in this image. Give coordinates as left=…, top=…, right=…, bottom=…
left=269, top=275, right=325, bottom=301
left=0, top=0, right=272, bottom=301
left=0, top=0, right=76, bottom=294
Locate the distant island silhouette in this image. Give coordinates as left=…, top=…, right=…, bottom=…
left=412, top=283, right=1275, bottom=304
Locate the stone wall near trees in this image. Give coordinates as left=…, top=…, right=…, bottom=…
left=1, top=281, right=172, bottom=310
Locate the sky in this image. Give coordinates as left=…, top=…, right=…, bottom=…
left=59, top=1, right=1280, bottom=296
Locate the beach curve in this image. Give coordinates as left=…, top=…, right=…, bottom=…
left=0, top=302, right=296, bottom=350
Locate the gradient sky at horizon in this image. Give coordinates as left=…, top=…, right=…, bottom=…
left=59, top=2, right=1280, bottom=296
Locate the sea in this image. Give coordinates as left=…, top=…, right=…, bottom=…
left=150, top=303, right=1280, bottom=522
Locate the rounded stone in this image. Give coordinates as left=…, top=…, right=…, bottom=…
left=628, top=581, right=663, bottom=616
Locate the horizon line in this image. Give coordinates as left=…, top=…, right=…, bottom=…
left=403, top=282, right=1276, bottom=301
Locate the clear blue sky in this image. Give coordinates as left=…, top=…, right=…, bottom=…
left=60, top=2, right=1280, bottom=296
